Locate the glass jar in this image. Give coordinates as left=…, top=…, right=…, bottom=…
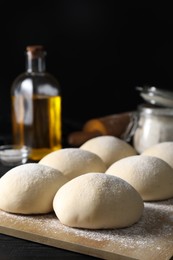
left=133, top=104, right=173, bottom=153
left=11, top=45, right=62, bottom=161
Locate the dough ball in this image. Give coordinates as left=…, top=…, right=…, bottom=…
left=0, top=163, right=67, bottom=214
left=106, top=155, right=173, bottom=201
left=53, top=172, right=144, bottom=229
left=39, top=148, right=106, bottom=180
left=80, top=135, right=137, bottom=168
left=141, top=141, right=173, bottom=168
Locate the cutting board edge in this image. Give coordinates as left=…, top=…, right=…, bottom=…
left=0, top=225, right=136, bottom=260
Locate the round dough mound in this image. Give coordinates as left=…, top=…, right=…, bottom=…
left=141, top=141, right=173, bottom=168
left=39, top=148, right=106, bottom=180
left=0, top=163, right=67, bottom=214
left=53, top=172, right=144, bottom=229
left=80, top=135, right=137, bottom=168
left=106, top=155, right=173, bottom=201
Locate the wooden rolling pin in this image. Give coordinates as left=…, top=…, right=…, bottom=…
left=68, top=111, right=135, bottom=146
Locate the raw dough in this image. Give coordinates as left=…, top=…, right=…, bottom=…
left=39, top=148, right=106, bottom=180
left=53, top=172, right=144, bottom=229
left=80, top=135, right=137, bottom=168
left=141, top=141, right=173, bottom=168
left=0, top=163, right=67, bottom=214
left=106, top=155, right=173, bottom=201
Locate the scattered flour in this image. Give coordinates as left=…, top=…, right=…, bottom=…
left=0, top=198, right=173, bottom=260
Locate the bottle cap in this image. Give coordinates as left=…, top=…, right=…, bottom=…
left=26, top=45, right=46, bottom=58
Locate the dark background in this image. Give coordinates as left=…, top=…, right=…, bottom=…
left=1, top=1, right=173, bottom=142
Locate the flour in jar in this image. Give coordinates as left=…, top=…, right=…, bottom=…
left=133, top=105, right=173, bottom=153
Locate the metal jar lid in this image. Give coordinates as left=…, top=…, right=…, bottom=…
left=136, top=86, right=173, bottom=108
left=137, top=103, right=173, bottom=116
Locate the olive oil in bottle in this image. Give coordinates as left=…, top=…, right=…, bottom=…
left=11, top=45, right=62, bottom=160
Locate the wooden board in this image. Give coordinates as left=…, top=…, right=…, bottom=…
left=0, top=198, right=173, bottom=260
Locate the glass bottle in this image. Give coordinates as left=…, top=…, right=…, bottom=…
left=11, top=45, right=62, bottom=161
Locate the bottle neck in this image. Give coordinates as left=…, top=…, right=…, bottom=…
left=26, top=46, right=46, bottom=73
